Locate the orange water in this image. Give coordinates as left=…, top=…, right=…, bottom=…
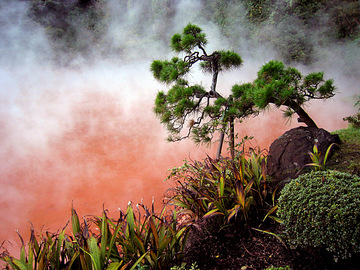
left=0, top=89, right=350, bottom=257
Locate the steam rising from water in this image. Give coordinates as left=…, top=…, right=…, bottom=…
left=0, top=0, right=358, bottom=253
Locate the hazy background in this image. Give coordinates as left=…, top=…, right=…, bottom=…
left=0, top=0, right=358, bottom=254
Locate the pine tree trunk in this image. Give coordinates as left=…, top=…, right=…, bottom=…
left=216, top=128, right=225, bottom=159
left=215, top=118, right=235, bottom=160
left=286, top=101, right=318, bottom=128
left=229, top=117, right=235, bottom=159
left=216, top=124, right=226, bottom=159
left=294, top=106, right=318, bottom=128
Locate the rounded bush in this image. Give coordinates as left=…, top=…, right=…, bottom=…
left=277, top=170, right=360, bottom=261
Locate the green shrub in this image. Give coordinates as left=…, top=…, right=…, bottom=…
left=277, top=170, right=360, bottom=261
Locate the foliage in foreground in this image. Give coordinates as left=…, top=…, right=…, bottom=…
left=0, top=202, right=190, bottom=270
left=277, top=170, right=360, bottom=262
left=165, top=147, right=278, bottom=232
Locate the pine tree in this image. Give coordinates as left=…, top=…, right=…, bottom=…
left=151, top=23, right=253, bottom=158
left=232, top=60, right=336, bottom=128
left=151, top=25, right=336, bottom=159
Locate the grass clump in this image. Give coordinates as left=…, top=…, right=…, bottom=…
left=328, top=126, right=360, bottom=175
left=333, top=126, right=360, bottom=144
left=277, top=170, right=360, bottom=262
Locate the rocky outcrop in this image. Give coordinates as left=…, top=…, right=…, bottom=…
left=267, top=127, right=341, bottom=184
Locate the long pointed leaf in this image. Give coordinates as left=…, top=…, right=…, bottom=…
left=11, top=258, right=28, bottom=270
left=125, top=202, right=135, bottom=239
left=88, top=236, right=101, bottom=270
left=67, top=250, right=80, bottom=269
left=71, top=207, right=81, bottom=236
left=323, top=143, right=336, bottom=166
left=235, top=181, right=245, bottom=207
left=252, top=227, right=287, bottom=248
left=203, top=209, right=223, bottom=219
left=19, top=246, right=26, bottom=265
left=2, top=256, right=20, bottom=270
left=100, top=211, right=108, bottom=265
left=107, top=261, right=124, bottom=270
left=129, top=251, right=149, bottom=270
left=263, top=205, right=278, bottom=222
left=27, top=229, right=35, bottom=270
left=227, top=205, right=240, bottom=222
left=56, top=230, right=66, bottom=269
left=219, top=175, right=225, bottom=198
left=106, top=221, right=122, bottom=260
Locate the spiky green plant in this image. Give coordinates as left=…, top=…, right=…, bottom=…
left=165, top=147, right=273, bottom=231
left=112, top=201, right=191, bottom=270
left=306, top=143, right=336, bottom=171
left=0, top=227, right=73, bottom=270
left=1, top=203, right=190, bottom=270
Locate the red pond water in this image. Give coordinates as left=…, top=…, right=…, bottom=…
left=0, top=85, right=350, bottom=258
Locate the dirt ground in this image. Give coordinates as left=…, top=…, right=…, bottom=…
left=182, top=222, right=360, bottom=270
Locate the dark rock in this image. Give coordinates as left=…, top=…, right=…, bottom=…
left=267, top=126, right=341, bottom=185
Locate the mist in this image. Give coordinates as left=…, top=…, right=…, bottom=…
left=0, top=0, right=358, bottom=255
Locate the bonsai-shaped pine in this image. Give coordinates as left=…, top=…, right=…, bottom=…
left=151, top=23, right=254, bottom=158
left=232, top=60, right=336, bottom=128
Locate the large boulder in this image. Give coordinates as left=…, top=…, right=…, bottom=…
left=266, top=126, right=341, bottom=183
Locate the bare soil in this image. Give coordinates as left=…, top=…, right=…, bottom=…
left=182, top=222, right=360, bottom=270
